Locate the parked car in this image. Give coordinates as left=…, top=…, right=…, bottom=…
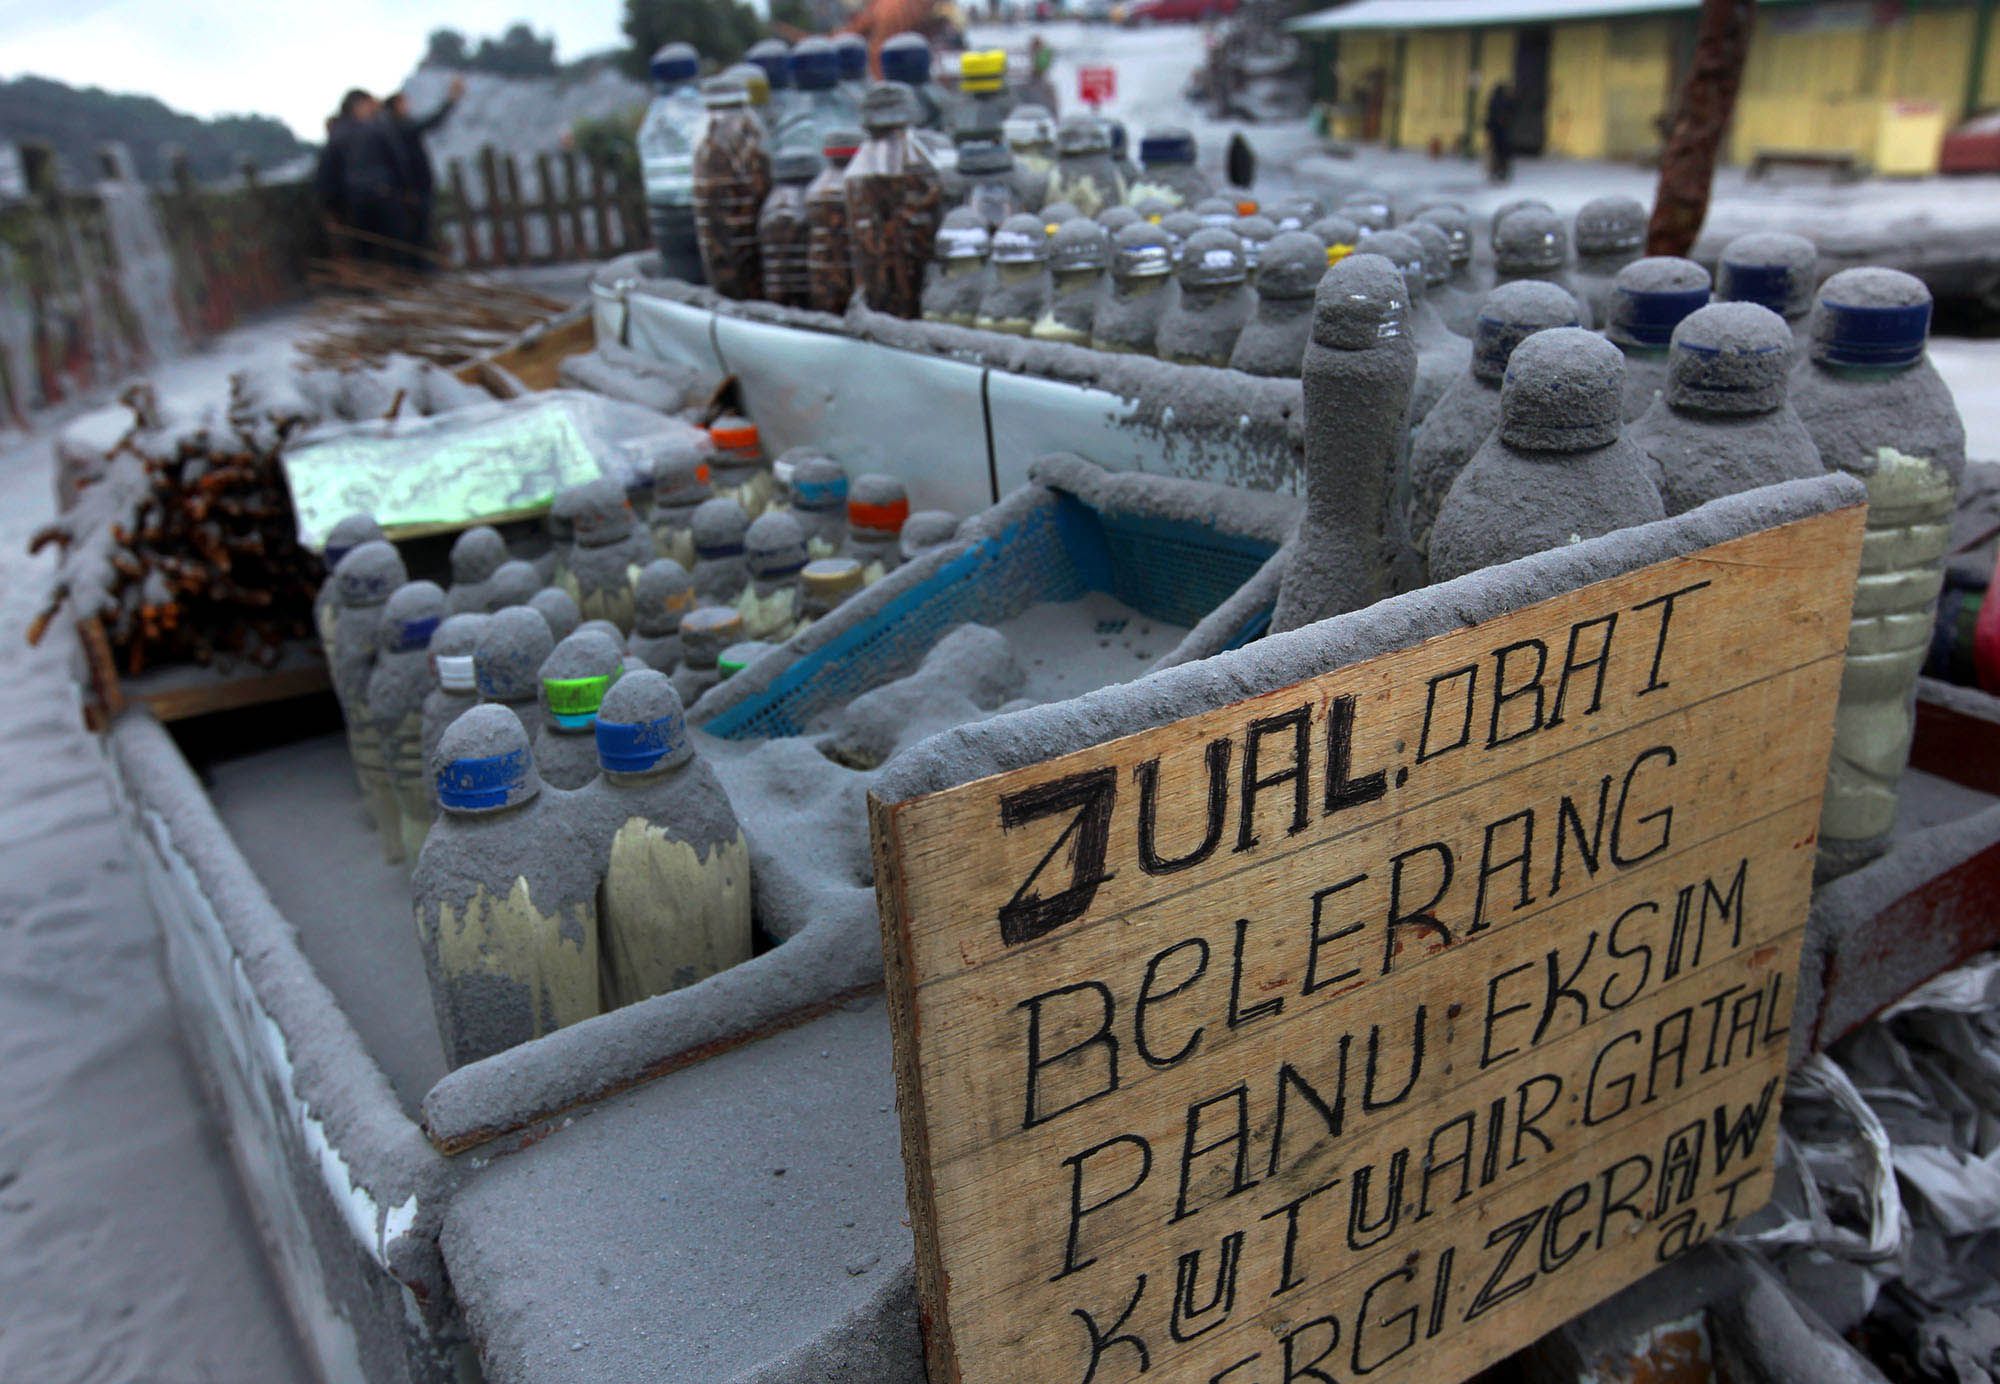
left=1123, top=0, right=1238, bottom=23
left=1940, top=109, right=2000, bottom=175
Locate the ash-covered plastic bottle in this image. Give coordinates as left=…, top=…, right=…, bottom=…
left=1430, top=328, right=1665, bottom=582
left=1034, top=218, right=1111, bottom=343
left=560, top=478, right=656, bottom=632
left=1790, top=268, right=1967, bottom=878
left=316, top=513, right=383, bottom=651
left=1415, top=205, right=1484, bottom=334
left=487, top=560, right=539, bottom=613
left=579, top=672, right=752, bottom=1007
left=1091, top=223, right=1176, bottom=355
left=805, top=128, right=862, bottom=314
left=845, top=474, right=909, bottom=584
left=1193, top=195, right=1238, bottom=230
left=627, top=559, right=695, bottom=672
left=1002, top=103, right=1057, bottom=202
left=474, top=605, right=556, bottom=743
left=758, top=149, right=820, bottom=307
left=534, top=628, right=626, bottom=790
left=445, top=525, right=506, bottom=615
left=1716, top=231, right=1817, bottom=352
left=1125, top=125, right=1209, bottom=211
left=900, top=510, right=959, bottom=563
left=1307, top=213, right=1360, bottom=266
left=976, top=212, right=1052, bottom=335
left=692, top=76, right=773, bottom=300
left=1604, top=256, right=1711, bottom=421
left=706, top=415, right=772, bottom=518
left=1234, top=214, right=1278, bottom=284
left=800, top=557, right=864, bottom=625
left=689, top=497, right=752, bottom=605
left=1338, top=190, right=1393, bottom=233
left=673, top=605, right=745, bottom=706
left=1571, top=196, right=1648, bottom=326
left=923, top=208, right=991, bottom=326
left=1272, top=253, right=1416, bottom=631
left=1047, top=115, right=1125, bottom=218
left=956, top=140, right=1022, bottom=229
left=1229, top=230, right=1328, bottom=378
left=637, top=42, right=706, bottom=284
left=789, top=453, right=851, bottom=558
left=330, top=540, right=407, bottom=787
left=737, top=510, right=809, bottom=641
left=646, top=435, right=714, bottom=568
left=1155, top=227, right=1254, bottom=367
left=365, top=580, right=446, bottom=862
left=1355, top=229, right=1469, bottom=427
left=1159, top=209, right=1204, bottom=263
left=1629, top=301, right=1822, bottom=514
left=844, top=83, right=945, bottom=319
left=776, top=36, right=855, bottom=153
left=950, top=49, right=1014, bottom=149
left=880, top=33, right=948, bottom=131
left=1268, top=195, right=1325, bottom=233
left=529, top=588, right=579, bottom=642
left=1491, top=205, right=1592, bottom=327
left=421, top=612, right=489, bottom=785
left=414, top=704, right=600, bottom=1069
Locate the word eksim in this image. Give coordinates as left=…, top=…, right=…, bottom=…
left=871, top=508, right=1864, bottom=1384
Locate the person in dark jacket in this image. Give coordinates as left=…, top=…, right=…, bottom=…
left=318, top=89, right=416, bottom=262
left=387, top=76, right=466, bottom=270
left=1485, top=82, right=1516, bottom=184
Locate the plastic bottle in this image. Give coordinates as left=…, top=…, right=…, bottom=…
left=833, top=34, right=869, bottom=109
left=900, top=510, right=959, bottom=563
left=1037, top=201, right=1082, bottom=236
left=1789, top=268, right=1967, bottom=878
left=1127, top=126, right=1211, bottom=211
left=445, top=525, right=506, bottom=615
left=628, top=559, right=696, bottom=672
left=1572, top=196, right=1648, bottom=327
left=723, top=62, right=772, bottom=135
left=1603, top=256, right=1712, bottom=421
left=1430, top=328, right=1665, bottom=582
left=539, top=497, right=572, bottom=587
left=534, top=629, right=626, bottom=791
left=528, top=588, right=580, bottom=643
left=692, top=76, right=773, bottom=301
left=1489, top=198, right=1553, bottom=245
left=753, top=150, right=819, bottom=307
left=706, top=415, right=772, bottom=517
left=735, top=510, right=809, bottom=641
left=1629, top=301, right=1823, bottom=515
left=1229, top=230, right=1328, bottom=378
left=330, top=541, right=407, bottom=794
left=1407, top=281, right=1582, bottom=578
left=1048, top=115, right=1124, bottom=219
left=474, top=605, right=556, bottom=743
left=976, top=211, right=1052, bottom=336
left=800, top=557, right=865, bottom=624
left=1034, top=218, right=1111, bottom=343
left=1105, top=119, right=1142, bottom=188
left=561, top=478, right=656, bottom=632
left=1492, top=206, right=1592, bottom=327
left=846, top=474, right=909, bottom=584
left=673, top=605, right=744, bottom=706
left=1234, top=214, right=1279, bottom=283
left=923, top=207, right=992, bottom=326
left=689, top=497, right=752, bottom=604
left=1716, top=231, right=1817, bottom=351
left=578, top=672, right=752, bottom=1007
left=1307, top=213, right=1361, bottom=266
left=717, top=641, right=774, bottom=679
left=777, top=36, right=854, bottom=153
left=1272, top=254, right=1416, bottom=632
left=745, top=38, right=797, bottom=135
left=1155, top=227, right=1254, bottom=367
left=1268, top=195, right=1324, bottom=233
left=1091, top=223, right=1176, bottom=355
left=648, top=434, right=714, bottom=568
left=1355, top=229, right=1469, bottom=427
left=1159, top=209, right=1204, bottom=264
left=1415, top=205, right=1484, bottom=335
left=1339, top=190, right=1394, bottom=233
left=1097, top=205, right=1141, bottom=234
left=844, top=83, right=945, bottom=319
left=880, top=33, right=947, bottom=131
left=805, top=128, right=862, bottom=314
left=1003, top=104, right=1057, bottom=191
left=951, top=49, right=1013, bottom=148
left=1405, top=220, right=1457, bottom=323
left=487, top=559, right=539, bottom=613
left=421, top=612, right=489, bottom=785
left=790, top=453, right=851, bottom=558
left=413, top=704, right=600, bottom=1069
left=1193, top=195, right=1238, bottom=230
left=316, top=513, right=383, bottom=652
left=955, top=140, right=1022, bottom=230
left=637, top=42, right=706, bottom=284
left=361, top=580, right=446, bottom=862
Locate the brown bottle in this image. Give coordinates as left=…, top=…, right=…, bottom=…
left=692, top=76, right=772, bottom=300
left=806, top=128, right=862, bottom=314
left=844, top=85, right=944, bottom=319
left=758, top=149, right=820, bottom=307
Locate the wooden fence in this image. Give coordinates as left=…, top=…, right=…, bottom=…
left=436, top=146, right=648, bottom=270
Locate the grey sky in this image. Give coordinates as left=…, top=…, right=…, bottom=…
left=0, top=1, right=629, bottom=139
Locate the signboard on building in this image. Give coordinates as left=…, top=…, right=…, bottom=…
left=870, top=507, right=1862, bottom=1384
left=1079, top=65, right=1117, bottom=107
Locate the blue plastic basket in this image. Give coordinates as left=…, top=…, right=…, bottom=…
left=700, top=487, right=1278, bottom=740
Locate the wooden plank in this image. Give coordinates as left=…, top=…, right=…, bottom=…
left=588, top=158, right=615, bottom=255
left=502, top=156, right=530, bottom=266
left=478, top=147, right=508, bottom=265
left=447, top=159, right=479, bottom=268
left=869, top=507, right=1865, bottom=1384
left=133, top=660, right=332, bottom=724
left=535, top=152, right=566, bottom=262
left=561, top=151, right=589, bottom=256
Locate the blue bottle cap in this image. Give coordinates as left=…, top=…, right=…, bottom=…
left=791, top=473, right=850, bottom=510
left=792, top=40, right=840, bottom=91
left=834, top=34, right=868, bottom=79
left=1613, top=284, right=1711, bottom=347
left=1816, top=299, right=1931, bottom=368
left=436, top=746, right=531, bottom=811
left=390, top=612, right=441, bottom=652
left=650, top=43, right=699, bottom=84
left=1140, top=130, right=1195, bottom=165
left=595, top=707, right=690, bottom=773
left=880, top=34, right=932, bottom=84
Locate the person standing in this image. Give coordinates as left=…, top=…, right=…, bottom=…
left=1484, top=81, right=1516, bottom=184
left=388, top=76, right=466, bottom=270
left=325, top=91, right=413, bottom=263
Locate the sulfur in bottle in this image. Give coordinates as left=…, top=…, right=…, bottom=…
left=1406, top=281, right=1582, bottom=578
left=1415, top=206, right=1484, bottom=334
left=706, top=415, right=772, bottom=517
left=474, top=605, right=556, bottom=742
left=1002, top=104, right=1057, bottom=200
left=1338, top=190, right=1393, bottom=233
left=1628, top=301, right=1823, bottom=515
left=1571, top=196, right=1648, bottom=327
left=628, top=559, right=695, bottom=672
left=445, top=525, right=507, bottom=615
left=561, top=478, right=656, bottom=632
left=330, top=540, right=407, bottom=778
left=528, top=587, right=580, bottom=643
left=1033, top=218, right=1110, bottom=343
left=844, top=474, right=910, bottom=584
left=757, top=149, right=820, bottom=307
left=844, top=83, right=945, bottom=319
left=692, top=76, right=773, bottom=300
left=1229, top=230, right=1328, bottom=378
left=736, top=510, right=809, bottom=640
left=1355, top=229, right=1469, bottom=427
left=955, top=140, right=1022, bottom=230
left=421, top=612, right=489, bottom=786
left=576, top=672, right=753, bottom=1007
left=1790, top=268, right=1967, bottom=878
left=1155, top=227, right=1254, bottom=367
left=673, top=605, right=745, bottom=706
left=365, top=580, right=447, bottom=863
left=413, top=705, right=600, bottom=1069
left=1716, top=232, right=1817, bottom=352
left=923, top=208, right=991, bottom=326
left=1492, top=206, right=1593, bottom=327
left=315, top=513, right=383, bottom=650
left=976, top=212, right=1052, bottom=335
left=1234, top=214, right=1278, bottom=283
left=487, top=559, right=539, bottom=613
left=647, top=434, right=714, bottom=569
left=805, top=128, right=862, bottom=314
left=1272, top=254, right=1415, bottom=631
left=799, top=557, right=864, bottom=627
left=1605, top=256, right=1712, bottom=421
left=788, top=452, right=851, bottom=558
left=1090, top=224, right=1175, bottom=355
left=534, top=629, right=626, bottom=790
left=689, top=497, right=752, bottom=604
left=1429, top=328, right=1665, bottom=583
left=901, top=510, right=958, bottom=563
left=1046, top=115, right=1124, bottom=218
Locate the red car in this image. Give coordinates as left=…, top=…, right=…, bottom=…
left=1940, top=109, right=2000, bottom=174
left=1123, top=0, right=1238, bottom=23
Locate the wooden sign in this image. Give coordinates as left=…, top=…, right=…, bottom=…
left=869, top=507, right=1865, bottom=1384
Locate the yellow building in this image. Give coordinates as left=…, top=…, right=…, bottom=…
left=1289, top=0, right=2000, bottom=175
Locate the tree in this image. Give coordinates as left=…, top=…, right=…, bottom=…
left=620, top=0, right=765, bottom=77
left=1647, top=0, right=1756, bottom=256
left=471, top=23, right=560, bottom=77
left=425, top=29, right=471, bottom=68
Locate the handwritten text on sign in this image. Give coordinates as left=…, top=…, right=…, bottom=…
left=870, top=509, right=1864, bottom=1384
